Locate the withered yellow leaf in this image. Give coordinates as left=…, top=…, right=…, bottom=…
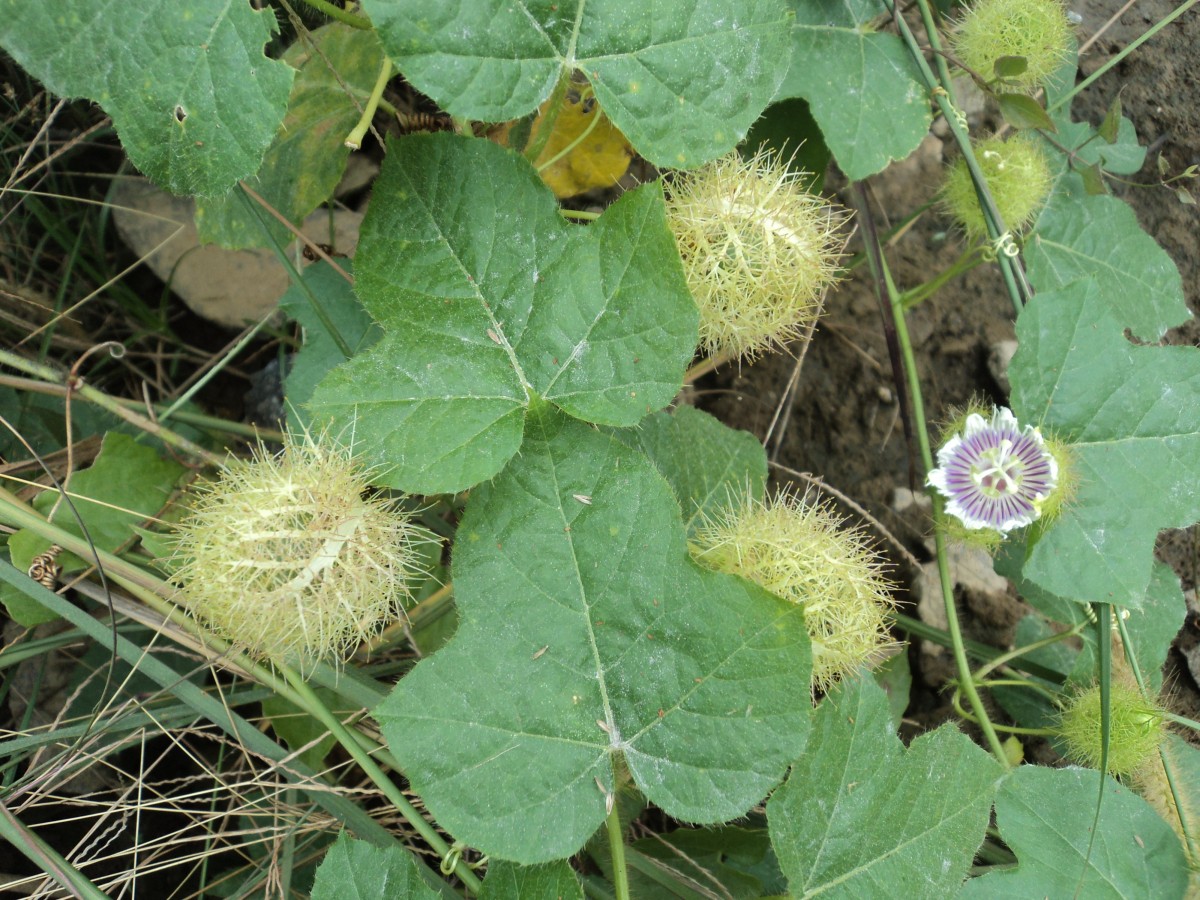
left=492, top=88, right=634, bottom=198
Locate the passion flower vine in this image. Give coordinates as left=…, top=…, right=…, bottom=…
left=927, top=407, right=1059, bottom=535
left=169, top=429, right=430, bottom=666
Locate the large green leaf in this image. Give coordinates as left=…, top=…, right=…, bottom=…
left=960, top=766, right=1189, bottom=898
left=612, top=405, right=767, bottom=536
left=480, top=860, right=582, bottom=899
left=779, top=0, right=931, bottom=181
left=196, top=23, right=386, bottom=248
left=1028, top=190, right=1188, bottom=342
left=360, top=0, right=792, bottom=168
left=377, top=408, right=811, bottom=863
left=767, top=676, right=1002, bottom=896
left=311, top=832, right=440, bottom=900
left=1010, top=278, right=1200, bottom=608
left=0, top=0, right=293, bottom=197
left=309, top=134, right=698, bottom=494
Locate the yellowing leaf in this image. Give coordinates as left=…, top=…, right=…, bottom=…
left=494, top=88, right=634, bottom=198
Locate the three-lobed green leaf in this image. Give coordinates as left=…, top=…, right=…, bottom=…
left=361, top=0, right=792, bottom=169
left=377, top=408, right=811, bottom=863
left=0, top=0, right=293, bottom=197
left=1010, top=278, right=1200, bottom=608
left=959, top=766, right=1189, bottom=898
left=767, top=676, right=1002, bottom=896
left=308, top=133, right=698, bottom=494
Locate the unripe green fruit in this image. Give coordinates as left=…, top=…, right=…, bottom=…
left=1058, top=682, right=1167, bottom=776
left=690, top=493, right=895, bottom=692
left=952, top=0, right=1073, bottom=93
left=663, top=148, right=845, bottom=362
left=941, top=134, right=1052, bottom=241
left=169, top=430, right=429, bottom=665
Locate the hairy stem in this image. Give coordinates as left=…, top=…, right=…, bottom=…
left=605, top=794, right=631, bottom=900
left=853, top=190, right=1009, bottom=767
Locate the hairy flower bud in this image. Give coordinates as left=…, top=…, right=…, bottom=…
left=941, top=134, right=1052, bottom=241
left=1058, top=681, right=1167, bottom=776
left=951, top=0, right=1073, bottom=94
left=169, top=429, right=429, bottom=665
left=663, top=149, right=845, bottom=362
left=690, top=492, right=894, bottom=692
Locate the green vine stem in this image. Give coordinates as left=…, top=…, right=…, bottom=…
left=883, top=0, right=1029, bottom=317
left=605, top=790, right=631, bottom=900
left=559, top=208, right=601, bottom=222
left=295, top=0, right=371, bottom=29
left=970, top=620, right=1087, bottom=686
left=949, top=685, right=1056, bottom=737
left=1164, top=713, right=1200, bottom=733
left=537, top=87, right=603, bottom=173
left=158, top=311, right=276, bottom=423
left=0, top=373, right=284, bottom=442
left=890, top=611, right=1066, bottom=684
left=912, top=0, right=956, bottom=105
left=853, top=186, right=1009, bottom=767
left=683, top=350, right=736, bottom=384
left=345, top=58, right=393, bottom=150
left=1147, top=732, right=1200, bottom=864
left=898, top=245, right=987, bottom=309
left=279, top=668, right=485, bottom=894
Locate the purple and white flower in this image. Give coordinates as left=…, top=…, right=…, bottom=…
left=928, top=407, right=1058, bottom=534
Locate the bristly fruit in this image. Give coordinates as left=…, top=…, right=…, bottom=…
left=169, top=428, right=430, bottom=666
left=1058, top=681, right=1167, bottom=776
left=941, top=134, right=1052, bottom=242
left=951, top=0, right=1073, bottom=94
left=663, top=148, right=846, bottom=363
left=689, top=491, right=895, bottom=692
